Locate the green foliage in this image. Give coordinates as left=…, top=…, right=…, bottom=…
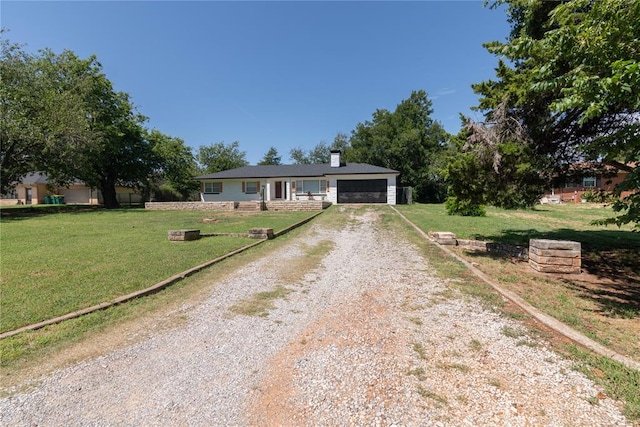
left=289, top=135, right=350, bottom=165
left=151, top=184, right=187, bottom=202
left=445, top=196, right=486, bottom=217
left=289, top=142, right=330, bottom=164
left=0, top=35, right=90, bottom=193
left=148, top=129, right=199, bottom=200
left=289, top=147, right=311, bottom=164
left=0, top=34, right=178, bottom=209
left=473, top=0, right=640, bottom=227
left=197, top=141, right=248, bottom=173
left=348, top=90, right=451, bottom=202
left=36, top=49, right=154, bottom=208
left=258, top=146, right=282, bottom=165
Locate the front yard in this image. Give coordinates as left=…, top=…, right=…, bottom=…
left=0, top=207, right=315, bottom=334
left=396, top=203, right=640, bottom=361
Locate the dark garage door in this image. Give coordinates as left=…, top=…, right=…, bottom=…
left=337, top=179, right=387, bottom=203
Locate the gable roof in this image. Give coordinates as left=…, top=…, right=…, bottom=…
left=195, top=163, right=399, bottom=180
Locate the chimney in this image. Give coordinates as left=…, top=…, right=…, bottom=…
left=330, top=150, right=341, bottom=168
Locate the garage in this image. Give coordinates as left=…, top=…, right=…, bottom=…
left=337, top=179, right=387, bottom=203
left=58, top=187, right=93, bottom=204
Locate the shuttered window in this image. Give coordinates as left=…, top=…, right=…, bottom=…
left=204, top=182, right=223, bottom=193
left=244, top=181, right=259, bottom=194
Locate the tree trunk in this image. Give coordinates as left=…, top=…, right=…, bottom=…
left=100, top=177, right=120, bottom=209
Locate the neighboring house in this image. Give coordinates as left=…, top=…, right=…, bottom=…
left=541, top=163, right=633, bottom=203
left=195, top=151, right=400, bottom=205
left=0, top=172, right=143, bottom=206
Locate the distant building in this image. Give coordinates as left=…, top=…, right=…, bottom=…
left=0, top=173, right=142, bottom=206
left=541, top=163, right=634, bottom=204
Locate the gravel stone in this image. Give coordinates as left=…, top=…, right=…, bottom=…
left=0, top=207, right=631, bottom=426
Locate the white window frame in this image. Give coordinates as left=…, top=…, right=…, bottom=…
left=582, top=177, right=596, bottom=188
left=295, top=179, right=327, bottom=194
left=204, top=182, right=223, bottom=194
left=245, top=181, right=258, bottom=194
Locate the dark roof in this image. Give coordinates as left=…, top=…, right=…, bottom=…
left=195, top=163, right=399, bottom=180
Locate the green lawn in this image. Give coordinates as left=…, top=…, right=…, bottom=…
left=397, top=202, right=640, bottom=296
left=0, top=207, right=315, bottom=333
left=398, top=203, right=630, bottom=237
left=396, top=203, right=640, bottom=249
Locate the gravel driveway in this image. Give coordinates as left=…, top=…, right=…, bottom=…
left=0, top=207, right=630, bottom=426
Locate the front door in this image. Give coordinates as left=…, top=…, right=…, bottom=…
left=25, top=188, right=32, bottom=204
left=275, top=181, right=283, bottom=199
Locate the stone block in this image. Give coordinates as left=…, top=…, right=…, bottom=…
left=529, top=247, right=581, bottom=258
left=529, top=239, right=581, bottom=251
left=248, top=228, right=274, bottom=239
left=528, top=239, right=581, bottom=274
left=435, top=238, right=457, bottom=245
left=529, top=259, right=580, bottom=274
left=168, top=229, right=201, bottom=241
left=429, top=231, right=456, bottom=240
left=529, top=252, right=581, bottom=267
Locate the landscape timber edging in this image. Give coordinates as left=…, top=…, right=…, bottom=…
left=391, top=206, right=640, bottom=372
left=0, top=210, right=325, bottom=340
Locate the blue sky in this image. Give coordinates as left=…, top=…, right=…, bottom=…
left=1, top=1, right=510, bottom=164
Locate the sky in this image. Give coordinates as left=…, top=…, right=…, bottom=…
left=1, top=1, right=511, bottom=164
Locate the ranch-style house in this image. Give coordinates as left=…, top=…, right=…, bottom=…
left=195, top=151, right=399, bottom=205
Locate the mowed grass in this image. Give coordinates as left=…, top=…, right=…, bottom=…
left=396, top=203, right=640, bottom=354
left=0, top=207, right=315, bottom=333
left=397, top=203, right=639, bottom=243
left=397, top=203, right=640, bottom=304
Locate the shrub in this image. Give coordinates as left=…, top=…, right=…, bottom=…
left=445, top=196, right=486, bottom=217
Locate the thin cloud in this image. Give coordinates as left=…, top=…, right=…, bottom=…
left=430, top=88, right=456, bottom=100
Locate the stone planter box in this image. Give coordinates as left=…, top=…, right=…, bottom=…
left=529, top=239, right=581, bottom=274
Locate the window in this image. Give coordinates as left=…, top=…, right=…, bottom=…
left=204, top=182, right=223, bottom=194
left=582, top=177, right=596, bottom=188
left=244, top=181, right=259, bottom=194
left=295, top=179, right=327, bottom=194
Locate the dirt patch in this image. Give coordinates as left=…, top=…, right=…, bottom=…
left=246, top=289, right=411, bottom=425
left=467, top=252, right=640, bottom=360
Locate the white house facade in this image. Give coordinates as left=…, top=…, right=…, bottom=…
left=195, top=151, right=399, bottom=205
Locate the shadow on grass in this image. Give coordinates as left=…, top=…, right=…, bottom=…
left=463, top=228, right=640, bottom=320
left=0, top=205, right=142, bottom=221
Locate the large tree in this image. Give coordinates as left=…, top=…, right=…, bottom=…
left=1, top=38, right=157, bottom=208
left=0, top=36, right=89, bottom=193
left=38, top=49, right=153, bottom=208
left=458, top=0, right=640, bottom=226
left=197, top=141, right=248, bottom=173
left=348, top=90, right=450, bottom=202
